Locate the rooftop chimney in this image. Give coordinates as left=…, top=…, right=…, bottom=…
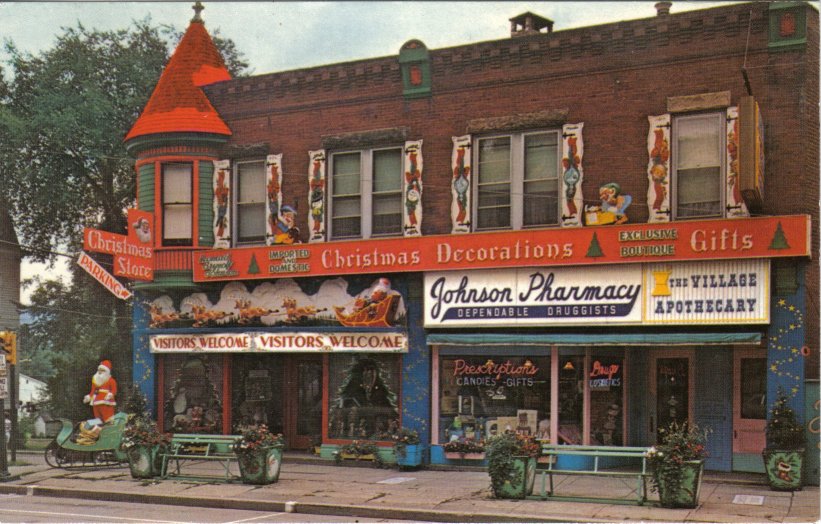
left=655, top=2, right=672, bottom=16
left=510, top=12, right=554, bottom=37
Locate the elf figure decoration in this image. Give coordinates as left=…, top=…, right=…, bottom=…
left=83, top=360, right=118, bottom=423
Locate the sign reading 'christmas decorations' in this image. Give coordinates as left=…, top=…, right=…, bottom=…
left=193, top=215, right=809, bottom=282
left=643, top=259, right=769, bottom=324
left=424, top=266, right=643, bottom=327
left=83, top=208, right=154, bottom=282
left=149, top=332, right=408, bottom=353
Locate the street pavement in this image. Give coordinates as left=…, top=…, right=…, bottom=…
left=1, top=451, right=818, bottom=523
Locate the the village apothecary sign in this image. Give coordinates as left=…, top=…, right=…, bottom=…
left=150, top=332, right=408, bottom=353
left=424, top=259, right=770, bottom=327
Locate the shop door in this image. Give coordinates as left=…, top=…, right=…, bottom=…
left=650, top=351, right=693, bottom=441
left=732, top=348, right=767, bottom=454
left=284, top=356, right=323, bottom=449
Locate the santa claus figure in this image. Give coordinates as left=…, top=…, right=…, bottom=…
left=83, top=360, right=118, bottom=423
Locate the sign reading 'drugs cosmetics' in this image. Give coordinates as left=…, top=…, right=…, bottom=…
left=424, top=266, right=644, bottom=327
left=150, top=332, right=408, bottom=353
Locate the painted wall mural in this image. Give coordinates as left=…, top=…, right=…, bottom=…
left=147, top=276, right=407, bottom=329
left=213, top=159, right=231, bottom=248
left=450, top=135, right=471, bottom=234
left=308, top=150, right=327, bottom=243
left=560, top=123, right=584, bottom=227
left=403, top=140, right=423, bottom=237
left=726, top=107, right=750, bottom=218
left=646, top=114, right=671, bottom=223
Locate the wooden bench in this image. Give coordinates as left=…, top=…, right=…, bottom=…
left=535, top=443, right=653, bottom=505
left=160, top=434, right=242, bottom=481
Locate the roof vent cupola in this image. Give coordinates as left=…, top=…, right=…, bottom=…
left=509, top=12, right=554, bottom=38
left=655, top=2, right=672, bottom=16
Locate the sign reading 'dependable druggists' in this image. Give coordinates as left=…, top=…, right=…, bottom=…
left=424, top=266, right=644, bottom=327
left=193, top=215, right=810, bottom=282
left=149, top=332, right=408, bottom=353
left=642, top=259, right=769, bottom=324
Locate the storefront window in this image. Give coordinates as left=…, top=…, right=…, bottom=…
left=163, top=355, right=224, bottom=433
left=740, top=358, right=766, bottom=420
left=328, top=355, right=400, bottom=440
left=589, top=357, right=624, bottom=446
left=438, top=356, right=549, bottom=443
left=231, top=355, right=284, bottom=434
left=558, top=356, right=583, bottom=444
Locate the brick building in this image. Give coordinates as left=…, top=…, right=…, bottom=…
left=126, top=2, right=818, bottom=475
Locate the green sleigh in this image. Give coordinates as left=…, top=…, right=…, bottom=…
left=44, top=412, right=128, bottom=469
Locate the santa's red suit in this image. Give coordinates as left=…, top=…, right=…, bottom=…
left=83, top=360, right=117, bottom=423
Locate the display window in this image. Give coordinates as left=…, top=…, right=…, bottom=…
left=558, top=355, right=583, bottom=444
left=231, top=355, right=284, bottom=434
left=162, top=354, right=225, bottom=433
left=438, top=355, right=550, bottom=443
left=588, top=356, right=624, bottom=446
left=327, top=354, right=401, bottom=440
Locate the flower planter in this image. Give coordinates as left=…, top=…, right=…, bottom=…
left=762, top=449, right=804, bottom=491
left=444, top=451, right=485, bottom=460
left=238, top=446, right=282, bottom=485
left=395, top=444, right=422, bottom=468
left=493, top=456, right=537, bottom=499
left=340, top=452, right=375, bottom=461
left=127, top=444, right=162, bottom=479
left=655, top=459, right=704, bottom=508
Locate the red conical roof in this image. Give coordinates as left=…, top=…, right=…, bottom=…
left=125, top=18, right=232, bottom=141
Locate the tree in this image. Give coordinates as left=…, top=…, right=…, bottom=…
left=0, top=19, right=248, bottom=419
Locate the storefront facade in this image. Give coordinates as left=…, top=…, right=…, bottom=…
left=124, top=2, right=818, bottom=474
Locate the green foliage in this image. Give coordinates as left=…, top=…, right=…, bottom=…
left=766, top=388, right=806, bottom=450
left=334, top=440, right=385, bottom=468
left=391, top=427, right=420, bottom=459
left=485, top=433, right=538, bottom=497
left=234, top=424, right=284, bottom=454
left=646, top=422, right=710, bottom=498
left=442, top=437, right=485, bottom=454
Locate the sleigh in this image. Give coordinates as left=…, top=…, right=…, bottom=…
left=44, top=412, right=129, bottom=469
left=333, top=294, right=400, bottom=327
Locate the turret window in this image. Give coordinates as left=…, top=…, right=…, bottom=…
left=161, top=162, right=193, bottom=246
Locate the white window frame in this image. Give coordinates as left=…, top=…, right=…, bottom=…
left=233, top=159, right=267, bottom=245
left=161, top=162, right=193, bottom=246
left=671, top=112, right=726, bottom=220
left=472, top=130, right=561, bottom=231
left=328, top=146, right=404, bottom=240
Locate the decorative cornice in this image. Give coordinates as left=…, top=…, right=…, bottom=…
left=126, top=132, right=230, bottom=158
left=466, top=109, right=568, bottom=134
left=321, top=127, right=409, bottom=150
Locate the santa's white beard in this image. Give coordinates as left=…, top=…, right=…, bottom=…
left=93, top=370, right=111, bottom=386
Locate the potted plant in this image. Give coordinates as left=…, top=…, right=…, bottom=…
left=233, top=424, right=285, bottom=485
left=486, top=433, right=539, bottom=499
left=763, top=388, right=806, bottom=491
left=443, top=437, right=486, bottom=459
left=646, top=421, right=709, bottom=508
left=391, top=428, right=421, bottom=468
left=120, top=417, right=171, bottom=479
left=334, top=440, right=384, bottom=467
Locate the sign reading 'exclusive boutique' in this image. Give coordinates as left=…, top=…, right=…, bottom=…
left=150, top=332, right=408, bottom=353
left=424, top=259, right=769, bottom=327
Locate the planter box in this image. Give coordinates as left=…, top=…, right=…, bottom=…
left=763, top=449, right=804, bottom=491
left=395, top=444, right=423, bottom=468
left=655, top=460, right=704, bottom=508
left=340, top=452, right=375, bottom=461
left=493, top=456, right=537, bottom=499
left=238, top=447, right=282, bottom=485
left=444, top=451, right=485, bottom=460
left=127, top=445, right=162, bottom=479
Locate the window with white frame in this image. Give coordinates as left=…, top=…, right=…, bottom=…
left=235, top=160, right=266, bottom=244
left=475, top=131, right=560, bottom=230
left=162, top=162, right=193, bottom=246
left=330, top=147, right=403, bottom=240
left=672, top=113, right=724, bottom=219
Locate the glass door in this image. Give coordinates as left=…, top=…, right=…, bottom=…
left=650, top=350, right=693, bottom=441
left=732, top=348, right=767, bottom=454
left=284, top=356, right=323, bottom=449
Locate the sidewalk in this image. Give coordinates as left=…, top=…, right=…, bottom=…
left=2, top=451, right=818, bottom=523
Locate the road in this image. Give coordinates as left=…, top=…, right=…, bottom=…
left=0, top=493, right=429, bottom=523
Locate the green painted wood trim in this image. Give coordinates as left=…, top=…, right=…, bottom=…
left=198, top=160, right=215, bottom=247
left=133, top=271, right=197, bottom=291
left=137, top=163, right=155, bottom=212
left=125, top=133, right=229, bottom=157
left=732, top=454, right=766, bottom=473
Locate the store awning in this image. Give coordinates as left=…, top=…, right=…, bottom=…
left=426, top=332, right=761, bottom=347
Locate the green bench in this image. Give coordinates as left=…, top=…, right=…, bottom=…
left=534, top=443, right=653, bottom=505
left=160, top=434, right=242, bottom=481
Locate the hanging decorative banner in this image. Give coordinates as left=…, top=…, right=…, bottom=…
left=403, top=140, right=423, bottom=237
left=213, top=159, right=231, bottom=248
left=83, top=208, right=153, bottom=281
left=77, top=251, right=132, bottom=300
left=308, top=150, right=327, bottom=243
left=560, top=123, right=584, bottom=227
left=149, top=332, right=408, bottom=353
left=646, top=114, right=671, bottom=223
left=265, top=154, right=285, bottom=245
left=726, top=107, right=750, bottom=218
left=450, top=135, right=472, bottom=234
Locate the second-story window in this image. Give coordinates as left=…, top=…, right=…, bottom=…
left=330, top=147, right=403, bottom=240
left=672, top=113, right=724, bottom=219
left=162, top=162, right=192, bottom=246
left=475, top=131, right=559, bottom=231
left=236, top=160, right=266, bottom=244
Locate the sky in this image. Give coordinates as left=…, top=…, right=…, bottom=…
left=0, top=0, right=739, bottom=302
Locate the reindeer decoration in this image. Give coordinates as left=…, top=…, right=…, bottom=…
left=234, top=299, right=278, bottom=325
